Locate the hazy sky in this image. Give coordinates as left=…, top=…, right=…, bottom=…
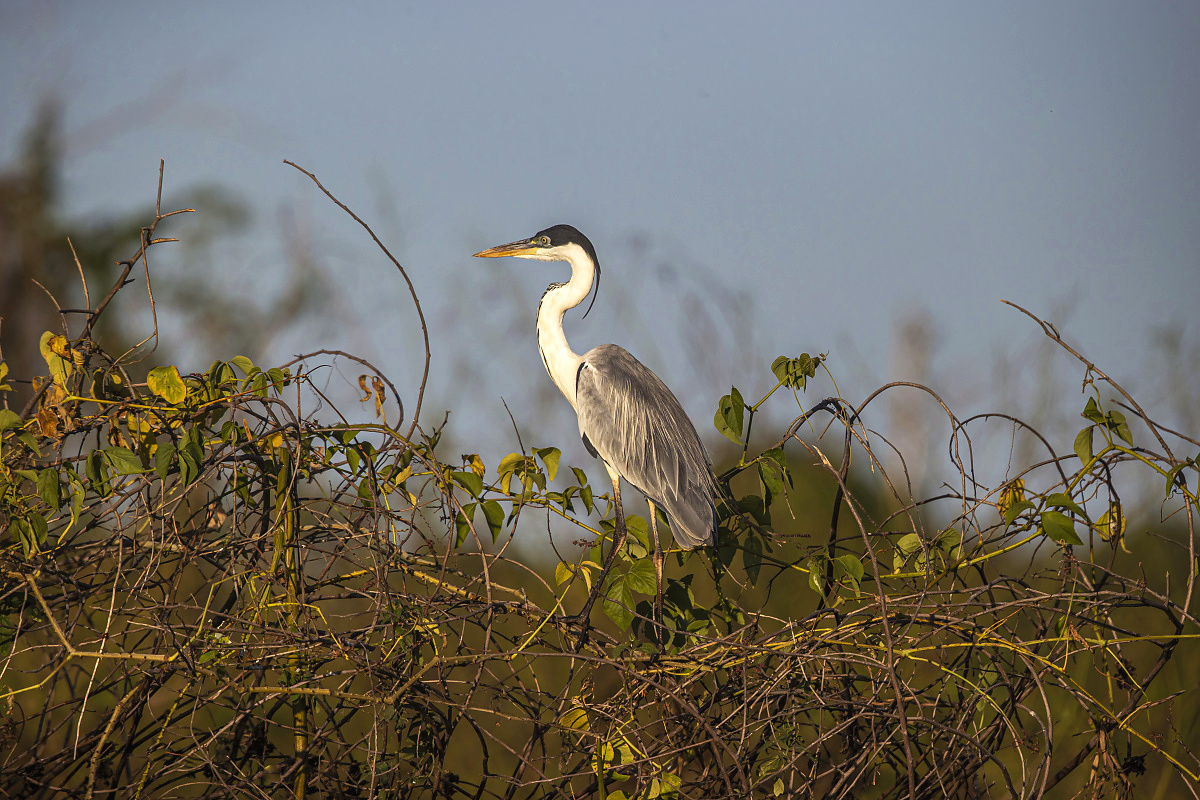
left=2, top=2, right=1197, bottom=467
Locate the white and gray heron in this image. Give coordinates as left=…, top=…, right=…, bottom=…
left=474, top=224, right=718, bottom=625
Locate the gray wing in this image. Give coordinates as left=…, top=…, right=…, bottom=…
left=575, top=344, right=717, bottom=549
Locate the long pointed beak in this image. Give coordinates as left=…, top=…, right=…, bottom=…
left=473, top=238, right=539, bottom=258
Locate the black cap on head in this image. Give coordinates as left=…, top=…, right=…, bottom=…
left=534, top=225, right=601, bottom=319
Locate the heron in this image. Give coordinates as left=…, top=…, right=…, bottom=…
left=474, top=224, right=718, bottom=627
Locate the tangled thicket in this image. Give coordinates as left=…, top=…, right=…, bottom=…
left=2, top=166, right=1198, bottom=799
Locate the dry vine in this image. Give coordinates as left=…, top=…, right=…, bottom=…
left=1, top=166, right=1197, bottom=799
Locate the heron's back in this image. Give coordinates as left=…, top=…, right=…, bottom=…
left=574, top=344, right=717, bottom=549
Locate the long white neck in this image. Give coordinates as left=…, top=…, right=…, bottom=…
left=536, top=243, right=596, bottom=409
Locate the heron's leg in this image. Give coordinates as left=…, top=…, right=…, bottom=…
left=572, top=474, right=628, bottom=623
left=647, top=500, right=664, bottom=633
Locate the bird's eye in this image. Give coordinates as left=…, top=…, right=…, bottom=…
left=540, top=236, right=550, bottom=245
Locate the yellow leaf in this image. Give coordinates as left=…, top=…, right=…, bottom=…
left=560, top=706, right=589, bottom=731
left=463, top=453, right=486, bottom=478
left=147, top=366, right=187, bottom=404
left=39, top=332, right=73, bottom=385
left=998, top=478, right=1025, bottom=518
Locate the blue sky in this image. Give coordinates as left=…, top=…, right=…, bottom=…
left=2, top=2, right=1197, bottom=474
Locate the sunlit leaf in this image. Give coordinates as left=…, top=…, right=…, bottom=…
left=534, top=446, right=561, bottom=481
left=997, top=479, right=1025, bottom=521
left=103, top=446, right=143, bottom=475
left=147, top=366, right=187, bottom=404
left=230, top=355, right=255, bottom=375
left=1096, top=502, right=1126, bottom=546
left=1073, top=427, right=1094, bottom=465
left=603, top=577, right=635, bottom=630
left=624, top=515, right=649, bottom=556
left=893, top=533, right=922, bottom=572
left=451, top=470, right=484, bottom=498
left=625, top=559, right=657, bottom=595
left=560, top=706, right=589, bottom=731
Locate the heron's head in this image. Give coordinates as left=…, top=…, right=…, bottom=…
left=473, top=224, right=601, bottom=317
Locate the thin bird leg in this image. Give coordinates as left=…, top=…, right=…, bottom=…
left=572, top=474, right=628, bottom=623
left=647, top=500, right=664, bottom=633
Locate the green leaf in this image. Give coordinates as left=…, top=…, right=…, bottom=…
left=757, top=459, right=783, bottom=504
left=86, top=450, right=111, bottom=496
left=1106, top=409, right=1133, bottom=446
left=451, top=470, right=484, bottom=498
left=37, top=469, right=61, bottom=511
left=624, top=515, right=650, bottom=557
left=714, top=387, right=745, bottom=444
left=11, top=518, right=37, bottom=558
left=230, top=355, right=255, bottom=375
left=455, top=503, right=477, bottom=547
left=0, top=409, right=22, bottom=431
left=267, top=367, right=290, bottom=388
left=147, top=366, right=187, bottom=404
left=154, top=441, right=176, bottom=481
left=1003, top=499, right=1036, bottom=527
left=481, top=499, right=505, bottom=542
left=743, top=534, right=763, bottom=583
left=1040, top=510, right=1082, bottom=546
left=771, top=354, right=820, bottom=389
left=103, top=446, right=144, bottom=475
left=893, top=533, right=922, bottom=571
left=534, top=446, right=561, bottom=481
left=649, top=773, right=682, bottom=799
left=603, top=577, right=635, bottom=629
left=762, top=446, right=793, bottom=487
left=497, top=452, right=526, bottom=494
left=625, top=558, right=657, bottom=595
left=806, top=552, right=827, bottom=595
left=1165, top=462, right=1189, bottom=498
left=833, top=554, right=864, bottom=587
left=1081, top=396, right=1104, bottom=425
left=1073, top=427, right=1094, bottom=465
left=1045, top=492, right=1087, bottom=519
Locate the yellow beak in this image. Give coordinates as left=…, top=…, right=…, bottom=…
left=473, top=238, right=540, bottom=258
